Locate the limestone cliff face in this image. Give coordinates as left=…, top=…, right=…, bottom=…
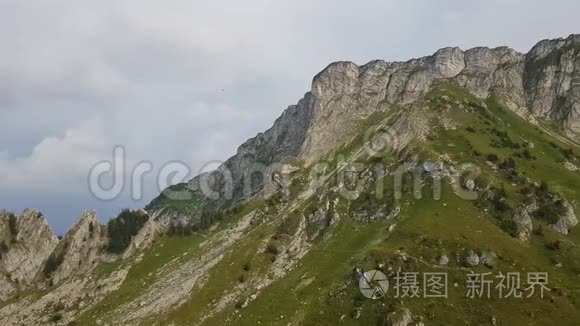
left=299, top=34, right=578, bottom=161
left=46, top=211, right=107, bottom=285
left=0, top=210, right=58, bottom=300
left=150, top=34, right=580, bottom=224
left=0, top=209, right=161, bottom=300
left=174, top=93, right=315, bottom=208
left=240, top=35, right=578, bottom=167
left=524, top=35, right=580, bottom=134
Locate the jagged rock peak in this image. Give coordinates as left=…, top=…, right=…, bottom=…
left=46, top=211, right=107, bottom=284
left=0, top=209, right=59, bottom=300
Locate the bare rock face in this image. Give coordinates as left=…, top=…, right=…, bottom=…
left=387, top=307, right=413, bottom=326
left=299, top=35, right=579, bottom=163
left=46, top=211, right=107, bottom=285
left=151, top=34, right=580, bottom=230
left=550, top=201, right=578, bottom=235
left=514, top=207, right=534, bottom=241
left=151, top=207, right=194, bottom=228
left=524, top=35, right=580, bottom=134
left=0, top=210, right=58, bottom=300
left=464, top=251, right=480, bottom=267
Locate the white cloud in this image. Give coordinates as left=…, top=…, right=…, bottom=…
left=0, top=117, right=108, bottom=191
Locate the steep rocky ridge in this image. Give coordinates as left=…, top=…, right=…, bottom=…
left=0, top=210, right=58, bottom=300
left=44, top=211, right=107, bottom=285
left=150, top=34, right=580, bottom=227
left=2, top=34, right=580, bottom=325
left=0, top=209, right=159, bottom=303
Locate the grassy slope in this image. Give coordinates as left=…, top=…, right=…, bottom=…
left=73, top=86, right=580, bottom=325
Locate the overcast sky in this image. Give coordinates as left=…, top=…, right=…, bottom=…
left=1, top=0, right=579, bottom=234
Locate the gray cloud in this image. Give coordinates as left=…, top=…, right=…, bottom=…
left=0, top=0, right=579, bottom=233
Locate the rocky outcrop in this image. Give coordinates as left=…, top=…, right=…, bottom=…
left=524, top=35, right=580, bottom=134
left=0, top=209, right=163, bottom=300
left=514, top=206, right=535, bottom=241
left=464, top=251, right=480, bottom=266
left=122, top=211, right=161, bottom=259
left=0, top=210, right=58, bottom=300
left=387, top=307, right=413, bottom=326
left=45, top=211, right=107, bottom=285
left=150, top=34, right=580, bottom=230
left=550, top=201, right=578, bottom=235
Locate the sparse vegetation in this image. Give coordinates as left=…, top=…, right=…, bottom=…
left=106, top=209, right=149, bottom=254
left=265, top=242, right=279, bottom=256
left=8, top=212, right=18, bottom=242
left=487, top=153, right=499, bottom=162
left=43, top=252, right=65, bottom=276
left=50, top=313, right=63, bottom=323
left=167, top=223, right=194, bottom=237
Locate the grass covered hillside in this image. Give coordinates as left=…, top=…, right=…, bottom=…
left=44, top=84, right=579, bottom=325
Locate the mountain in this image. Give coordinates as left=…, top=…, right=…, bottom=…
left=1, top=34, right=580, bottom=325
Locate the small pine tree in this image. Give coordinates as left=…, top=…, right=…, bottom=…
left=8, top=213, right=18, bottom=240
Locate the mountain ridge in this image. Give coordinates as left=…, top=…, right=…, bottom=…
left=147, top=33, right=580, bottom=228
left=2, top=34, right=580, bottom=325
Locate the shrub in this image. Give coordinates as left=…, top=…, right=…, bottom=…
left=167, top=223, right=194, bottom=237
left=0, top=240, right=8, bottom=253
left=498, top=158, right=516, bottom=171
left=88, top=222, right=95, bottom=236
left=561, top=148, right=575, bottom=160
left=265, top=242, right=279, bottom=255
left=500, top=219, right=518, bottom=237
left=487, top=153, right=499, bottom=162
left=243, top=262, right=251, bottom=272
left=522, top=149, right=534, bottom=160
left=238, top=274, right=246, bottom=283
left=8, top=213, right=18, bottom=239
left=53, top=302, right=65, bottom=312
left=474, top=174, right=490, bottom=189
left=534, top=199, right=567, bottom=225
left=50, top=313, right=63, bottom=323
left=44, top=253, right=64, bottom=276
left=538, top=181, right=549, bottom=194
left=546, top=240, right=561, bottom=251
left=466, top=126, right=476, bottom=133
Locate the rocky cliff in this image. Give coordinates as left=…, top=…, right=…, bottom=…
left=150, top=34, right=580, bottom=225
left=44, top=211, right=108, bottom=285
left=2, top=34, right=580, bottom=325
left=0, top=210, right=58, bottom=300
left=0, top=209, right=159, bottom=301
